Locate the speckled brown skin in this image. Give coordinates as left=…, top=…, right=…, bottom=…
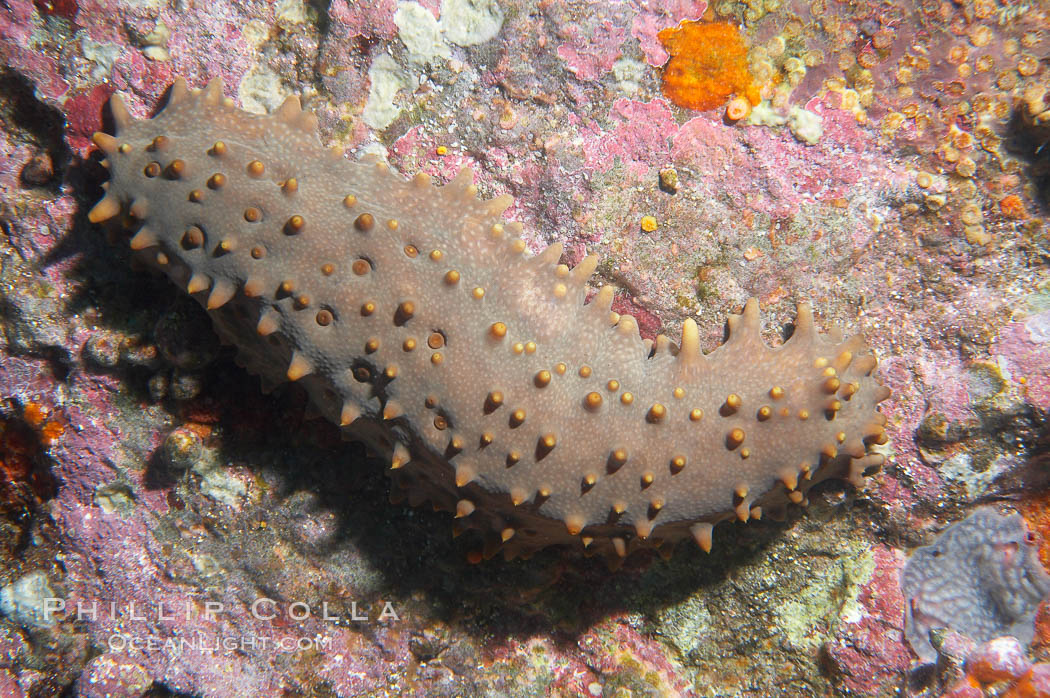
left=89, top=78, right=890, bottom=564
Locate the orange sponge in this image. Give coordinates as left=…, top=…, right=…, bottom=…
left=658, top=20, right=759, bottom=112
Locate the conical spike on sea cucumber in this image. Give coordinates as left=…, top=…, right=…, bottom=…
left=88, top=194, right=121, bottom=223
left=206, top=280, right=236, bottom=309
left=200, top=77, right=225, bottom=104
left=295, top=111, right=319, bottom=134
left=487, top=193, right=514, bottom=217
left=274, top=94, right=301, bottom=122
left=168, top=77, right=189, bottom=104
left=92, top=132, right=119, bottom=155
left=725, top=298, right=762, bottom=347
left=109, top=93, right=131, bottom=129
left=129, top=227, right=158, bottom=250
left=286, top=352, right=312, bottom=381
left=571, top=255, right=599, bottom=285
left=791, top=302, right=816, bottom=344
left=340, top=402, right=361, bottom=427
left=447, top=167, right=474, bottom=192
left=186, top=273, right=210, bottom=295
left=535, top=242, right=563, bottom=266
left=690, top=523, right=713, bottom=552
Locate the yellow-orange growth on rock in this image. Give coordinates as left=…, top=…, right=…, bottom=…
left=658, top=20, right=759, bottom=112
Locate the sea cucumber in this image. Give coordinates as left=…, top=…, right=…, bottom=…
left=87, top=77, right=890, bottom=564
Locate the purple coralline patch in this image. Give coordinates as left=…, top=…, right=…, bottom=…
left=671, top=105, right=904, bottom=221
left=802, top=95, right=868, bottom=154
left=1019, top=663, right=1050, bottom=695
left=866, top=351, right=948, bottom=510
left=327, top=0, right=398, bottom=40
left=994, top=315, right=1050, bottom=411
left=610, top=294, right=663, bottom=340
left=670, top=115, right=743, bottom=179
left=916, top=352, right=978, bottom=423
left=901, top=507, right=1050, bottom=664
left=0, top=0, right=70, bottom=102
left=389, top=126, right=488, bottom=189
left=737, top=122, right=898, bottom=220
left=965, top=635, right=1032, bottom=684
left=62, top=85, right=115, bottom=154
left=75, top=654, right=153, bottom=698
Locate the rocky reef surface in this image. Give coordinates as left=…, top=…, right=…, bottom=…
left=0, top=0, right=1047, bottom=695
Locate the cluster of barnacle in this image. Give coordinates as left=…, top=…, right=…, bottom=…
left=746, top=28, right=826, bottom=111
left=708, top=0, right=1046, bottom=245
left=713, top=0, right=783, bottom=26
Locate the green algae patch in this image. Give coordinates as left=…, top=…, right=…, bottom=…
left=652, top=595, right=716, bottom=660
left=967, top=361, right=1008, bottom=403
left=774, top=544, right=877, bottom=650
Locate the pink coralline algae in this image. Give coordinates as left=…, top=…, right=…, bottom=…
left=966, top=636, right=1033, bottom=684
left=938, top=637, right=1050, bottom=697
left=630, top=0, right=708, bottom=66
left=901, top=507, right=1050, bottom=664
left=994, top=313, right=1050, bottom=411
left=556, top=19, right=628, bottom=80
left=62, top=85, right=114, bottom=154
left=671, top=103, right=901, bottom=220
left=325, top=0, right=398, bottom=40
left=825, top=545, right=912, bottom=695
left=389, top=125, right=482, bottom=185
left=583, top=98, right=675, bottom=178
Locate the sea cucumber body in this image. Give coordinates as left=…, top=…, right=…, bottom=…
left=89, top=78, right=890, bottom=562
